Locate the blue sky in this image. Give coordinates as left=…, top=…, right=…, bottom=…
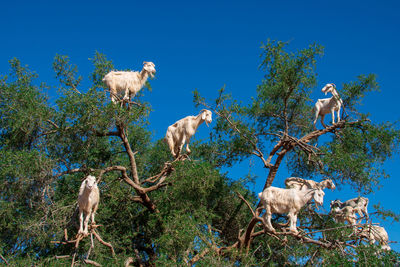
left=1, top=0, right=400, bottom=251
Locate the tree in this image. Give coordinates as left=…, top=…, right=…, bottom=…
left=193, top=40, right=400, bottom=264
left=0, top=41, right=399, bottom=266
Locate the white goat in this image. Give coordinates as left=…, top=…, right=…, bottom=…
left=330, top=197, right=369, bottom=222
left=258, top=187, right=325, bottom=233
left=165, top=109, right=212, bottom=158
left=313, top=83, right=343, bottom=128
left=102, top=61, right=156, bottom=103
left=285, top=177, right=336, bottom=191
left=358, top=225, right=391, bottom=251
left=330, top=205, right=357, bottom=225
left=78, top=175, right=100, bottom=235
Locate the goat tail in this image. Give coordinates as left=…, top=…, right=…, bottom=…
left=258, top=192, right=262, bottom=199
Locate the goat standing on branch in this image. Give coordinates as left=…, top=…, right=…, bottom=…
left=102, top=61, right=156, bottom=103
left=330, top=205, right=357, bottom=225
left=330, top=197, right=369, bottom=222
left=285, top=177, right=336, bottom=191
left=258, top=186, right=325, bottom=233
left=358, top=224, right=391, bottom=251
left=78, top=175, right=100, bottom=235
left=313, top=83, right=343, bottom=128
left=165, top=109, right=212, bottom=158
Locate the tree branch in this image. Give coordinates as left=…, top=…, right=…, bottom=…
left=116, top=122, right=140, bottom=184
left=0, top=254, right=8, bottom=265
left=92, top=230, right=115, bottom=257
left=94, top=130, right=120, bottom=137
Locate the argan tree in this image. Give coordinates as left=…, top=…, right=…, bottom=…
left=193, top=40, right=400, bottom=264
left=0, top=41, right=399, bottom=266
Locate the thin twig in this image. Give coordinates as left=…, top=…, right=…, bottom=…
left=55, top=255, right=70, bottom=259
left=92, top=230, right=115, bottom=257
left=0, top=254, right=9, bottom=265
left=125, top=257, right=135, bottom=267
left=236, top=192, right=256, bottom=217
left=71, top=235, right=83, bottom=267
left=54, top=225, right=115, bottom=266
left=83, top=259, right=102, bottom=266
left=86, top=232, right=94, bottom=260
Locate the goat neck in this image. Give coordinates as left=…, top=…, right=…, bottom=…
left=194, top=112, right=205, bottom=130
left=139, top=69, right=150, bottom=88
left=330, top=88, right=343, bottom=104
left=299, top=188, right=318, bottom=206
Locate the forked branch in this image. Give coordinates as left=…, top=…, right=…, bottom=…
left=53, top=225, right=114, bottom=267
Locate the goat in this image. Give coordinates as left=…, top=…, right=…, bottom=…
left=165, top=109, right=212, bottom=158
left=285, top=177, right=336, bottom=191
left=313, top=83, right=343, bottom=128
left=358, top=225, right=391, bottom=251
left=102, top=61, right=156, bottom=103
left=78, top=175, right=100, bottom=235
left=330, top=197, right=369, bottom=222
left=330, top=205, right=357, bottom=225
left=258, top=186, right=325, bottom=233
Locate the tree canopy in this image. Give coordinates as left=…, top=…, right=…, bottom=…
left=1, top=40, right=399, bottom=266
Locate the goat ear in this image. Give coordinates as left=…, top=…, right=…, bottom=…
left=143, top=61, right=148, bottom=65
left=202, top=111, right=206, bottom=120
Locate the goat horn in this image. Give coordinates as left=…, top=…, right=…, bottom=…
left=331, top=83, right=337, bottom=88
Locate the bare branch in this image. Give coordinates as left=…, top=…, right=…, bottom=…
left=94, top=130, right=120, bottom=137
left=236, top=192, right=256, bottom=217
left=46, top=119, right=60, bottom=129
left=188, top=248, right=210, bottom=266
left=0, top=254, right=9, bottom=265
left=92, top=230, right=115, bottom=257
left=54, top=226, right=114, bottom=266
left=116, top=122, right=140, bottom=184
left=83, top=259, right=102, bottom=266
left=55, top=255, right=70, bottom=260
left=124, top=257, right=135, bottom=267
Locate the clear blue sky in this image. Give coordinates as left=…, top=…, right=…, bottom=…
left=1, top=0, right=399, bottom=251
